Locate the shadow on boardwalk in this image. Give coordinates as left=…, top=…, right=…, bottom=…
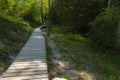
left=0, top=27, right=49, bottom=80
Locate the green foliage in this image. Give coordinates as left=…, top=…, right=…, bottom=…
left=0, top=16, right=33, bottom=69
left=60, top=74, right=72, bottom=80
left=24, top=0, right=40, bottom=22
left=90, top=7, right=120, bottom=50
left=51, top=26, right=62, bottom=34
left=0, top=0, right=49, bottom=23
left=46, top=44, right=54, bottom=79
left=51, top=26, right=120, bottom=80
left=50, top=0, right=106, bottom=33
left=111, top=0, right=120, bottom=7
left=66, top=33, right=86, bottom=42
left=23, top=0, right=49, bottom=23
left=0, top=0, right=50, bottom=72
left=0, top=0, right=9, bottom=11
left=0, top=61, right=8, bottom=68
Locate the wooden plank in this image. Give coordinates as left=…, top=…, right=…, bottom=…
left=0, top=27, right=48, bottom=80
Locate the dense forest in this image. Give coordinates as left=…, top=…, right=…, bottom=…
left=48, top=0, right=120, bottom=52
left=0, top=0, right=120, bottom=80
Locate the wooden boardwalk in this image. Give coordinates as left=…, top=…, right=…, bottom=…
left=0, top=27, right=48, bottom=80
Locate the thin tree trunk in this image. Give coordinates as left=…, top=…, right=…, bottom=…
left=41, top=0, right=44, bottom=23
left=47, top=0, right=51, bottom=36
left=108, top=0, right=112, bottom=8
left=116, top=21, right=120, bottom=53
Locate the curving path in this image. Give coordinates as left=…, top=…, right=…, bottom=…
left=0, top=27, right=48, bottom=80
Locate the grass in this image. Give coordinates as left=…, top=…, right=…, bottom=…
left=46, top=44, right=53, bottom=78
left=46, top=44, right=59, bottom=80
left=0, top=16, right=33, bottom=71
left=50, top=26, right=120, bottom=80
left=0, top=61, right=8, bottom=69
left=60, top=74, right=72, bottom=80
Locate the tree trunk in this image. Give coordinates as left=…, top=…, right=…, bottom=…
left=116, top=21, right=120, bottom=53
left=47, top=0, right=51, bottom=36
left=41, top=0, right=44, bottom=23
left=108, top=0, right=112, bottom=8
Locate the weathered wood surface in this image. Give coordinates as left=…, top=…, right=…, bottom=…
left=0, top=27, right=48, bottom=80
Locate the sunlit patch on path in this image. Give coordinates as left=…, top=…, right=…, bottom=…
left=0, top=27, right=48, bottom=80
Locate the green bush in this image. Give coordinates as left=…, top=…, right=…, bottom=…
left=0, top=16, right=33, bottom=62
left=66, top=33, right=86, bottom=42
left=51, top=26, right=62, bottom=34
left=90, top=7, right=120, bottom=50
